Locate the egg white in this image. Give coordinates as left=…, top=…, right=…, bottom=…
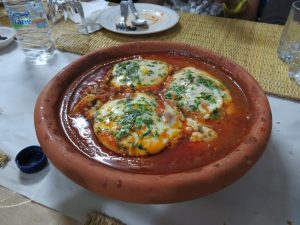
left=110, top=58, right=171, bottom=89
left=164, top=67, right=232, bottom=119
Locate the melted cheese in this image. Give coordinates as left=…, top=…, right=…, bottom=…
left=110, top=58, right=171, bottom=89
left=164, top=67, right=232, bottom=119
left=90, top=93, right=182, bottom=156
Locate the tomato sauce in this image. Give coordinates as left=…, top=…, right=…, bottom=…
left=60, top=53, right=252, bottom=174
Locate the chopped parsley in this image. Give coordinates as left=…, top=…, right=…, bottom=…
left=152, top=131, right=159, bottom=137
left=164, top=92, right=172, bottom=99
left=147, top=70, right=154, bottom=76
left=96, top=117, right=103, bottom=122
left=115, top=128, right=130, bottom=140
left=210, top=109, right=220, bottom=120
left=190, top=104, right=198, bottom=111
left=130, top=142, right=145, bottom=151
left=200, top=92, right=216, bottom=104
left=113, top=60, right=141, bottom=85
left=195, top=76, right=217, bottom=89
left=187, top=73, right=195, bottom=83
left=142, top=130, right=151, bottom=137
left=164, top=84, right=186, bottom=101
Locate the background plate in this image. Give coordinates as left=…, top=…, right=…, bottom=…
left=99, top=3, right=179, bottom=35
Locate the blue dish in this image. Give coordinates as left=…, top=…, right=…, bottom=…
left=15, top=146, right=48, bottom=173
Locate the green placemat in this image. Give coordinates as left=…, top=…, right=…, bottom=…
left=1, top=5, right=299, bottom=101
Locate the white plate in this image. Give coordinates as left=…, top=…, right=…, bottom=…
left=99, top=3, right=179, bottom=35
left=0, top=27, right=16, bottom=50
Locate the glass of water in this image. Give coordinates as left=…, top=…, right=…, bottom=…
left=277, top=1, right=300, bottom=63
left=288, top=52, right=300, bottom=84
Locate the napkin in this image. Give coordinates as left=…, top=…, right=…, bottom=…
left=69, top=0, right=109, bottom=34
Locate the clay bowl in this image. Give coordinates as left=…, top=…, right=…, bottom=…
left=34, top=41, right=272, bottom=204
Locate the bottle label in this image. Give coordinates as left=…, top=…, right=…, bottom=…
left=6, top=1, right=49, bottom=29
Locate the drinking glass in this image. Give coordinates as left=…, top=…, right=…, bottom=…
left=288, top=53, right=300, bottom=84
left=277, top=1, right=300, bottom=63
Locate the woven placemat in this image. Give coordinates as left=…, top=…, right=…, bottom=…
left=84, top=212, right=125, bottom=225
left=0, top=5, right=9, bottom=26
left=49, top=14, right=300, bottom=101
left=1, top=5, right=300, bottom=100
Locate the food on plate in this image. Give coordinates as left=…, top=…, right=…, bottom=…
left=63, top=53, right=252, bottom=172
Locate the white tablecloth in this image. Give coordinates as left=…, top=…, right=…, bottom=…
left=1, top=42, right=300, bottom=225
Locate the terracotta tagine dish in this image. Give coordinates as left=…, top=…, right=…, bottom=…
left=34, top=41, right=272, bottom=204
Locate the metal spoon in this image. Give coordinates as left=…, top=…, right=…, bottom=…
left=127, top=0, right=148, bottom=26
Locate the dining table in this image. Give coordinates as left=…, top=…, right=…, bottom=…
left=1, top=2, right=300, bottom=225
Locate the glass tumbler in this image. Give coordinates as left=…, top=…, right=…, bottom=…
left=3, top=0, right=55, bottom=65
left=277, top=1, right=300, bottom=63
left=288, top=52, right=300, bottom=84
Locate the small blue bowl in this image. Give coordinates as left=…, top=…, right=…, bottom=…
left=15, top=146, right=48, bottom=173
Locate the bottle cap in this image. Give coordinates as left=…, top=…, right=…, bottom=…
left=15, top=146, right=48, bottom=173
